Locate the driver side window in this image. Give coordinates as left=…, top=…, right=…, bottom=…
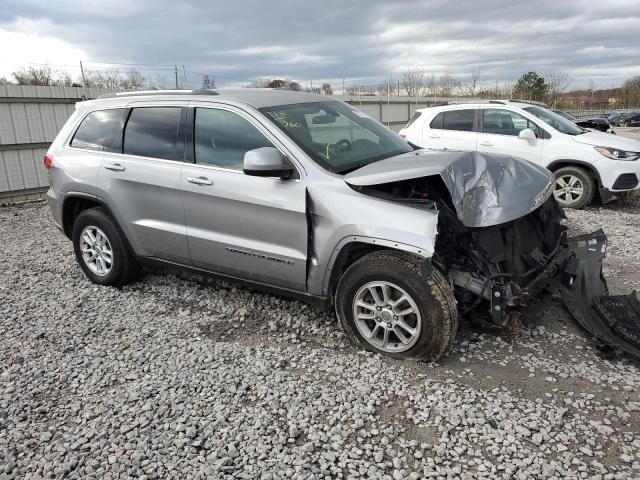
left=194, top=108, right=274, bottom=170
left=482, top=109, right=540, bottom=137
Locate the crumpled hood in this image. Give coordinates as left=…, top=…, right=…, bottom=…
left=572, top=131, right=640, bottom=150
left=345, top=150, right=555, bottom=228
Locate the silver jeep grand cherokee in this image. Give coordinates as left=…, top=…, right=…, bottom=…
left=45, top=89, right=640, bottom=361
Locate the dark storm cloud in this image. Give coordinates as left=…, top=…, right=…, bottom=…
left=1, top=0, right=639, bottom=88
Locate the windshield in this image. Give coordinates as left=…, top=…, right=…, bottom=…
left=259, top=101, right=412, bottom=173
left=524, top=106, right=585, bottom=135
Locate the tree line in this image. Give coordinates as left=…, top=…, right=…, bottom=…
left=2, top=64, right=639, bottom=109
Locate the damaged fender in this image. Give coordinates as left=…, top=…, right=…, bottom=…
left=305, top=183, right=439, bottom=296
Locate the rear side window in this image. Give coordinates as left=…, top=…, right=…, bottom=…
left=405, top=111, right=422, bottom=128
left=71, top=109, right=124, bottom=152
left=440, top=109, right=475, bottom=132
left=194, top=108, right=273, bottom=170
left=124, top=107, right=182, bottom=160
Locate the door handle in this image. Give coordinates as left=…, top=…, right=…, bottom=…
left=187, top=176, right=213, bottom=186
left=104, top=163, right=125, bottom=172
left=428, top=134, right=440, bottom=139
left=479, top=141, right=494, bottom=147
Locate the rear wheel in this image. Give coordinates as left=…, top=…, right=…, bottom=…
left=72, top=207, right=139, bottom=287
left=552, top=166, right=595, bottom=209
left=335, top=251, right=458, bottom=361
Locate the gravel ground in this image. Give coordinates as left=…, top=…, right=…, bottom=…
left=1, top=202, right=640, bottom=480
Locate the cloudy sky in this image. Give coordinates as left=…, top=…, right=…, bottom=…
left=0, top=0, right=639, bottom=91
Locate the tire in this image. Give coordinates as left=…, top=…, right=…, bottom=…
left=72, top=207, right=139, bottom=287
left=552, top=166, right=596, bottom=209
left=335, top=251, right=458, bottom=361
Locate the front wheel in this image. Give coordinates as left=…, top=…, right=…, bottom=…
left=552, top=166, right=596, bottom=209
left=335, top=252, right=458, bottom=361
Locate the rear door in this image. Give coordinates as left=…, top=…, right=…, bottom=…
left=97, top=103, right=190, bottom=264
left=477, top=108, right=545, bottom=164
left=181, top=104, right=308, bottom=291
left=424, top=108, right=478, bottom=151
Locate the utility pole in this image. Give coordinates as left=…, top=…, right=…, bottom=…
left=174, top=66, right=179, bottom=89
left=79, top=61, right=88, bottom=98
left=182, top=65, right=187, bottom=88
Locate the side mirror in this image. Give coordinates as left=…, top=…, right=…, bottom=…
left=518, top=128, right=536, bottom=141
left=243, top=147, right=294, bottom=179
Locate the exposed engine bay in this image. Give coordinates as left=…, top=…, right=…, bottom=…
left=351, top=156, right=640, bottom=358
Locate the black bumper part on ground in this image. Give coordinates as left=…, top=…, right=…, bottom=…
left=554, top=230, right=640, bottom=357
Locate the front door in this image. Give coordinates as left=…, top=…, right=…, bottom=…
left=476, top=108, right=545, bottom=164
left=181, top=106, right=308, bottom=291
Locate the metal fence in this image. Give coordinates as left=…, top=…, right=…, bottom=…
left=0, top=85, right=116, bottom=201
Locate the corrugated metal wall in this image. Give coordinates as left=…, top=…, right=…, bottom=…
left=0, top=85, right=116, bottom=199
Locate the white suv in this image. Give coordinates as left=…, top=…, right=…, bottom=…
left=399, top=101, right=640, bottom=208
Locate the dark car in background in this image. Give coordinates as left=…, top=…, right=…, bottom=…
left=621, top=113, right=640, bottom=127
left=576, top=117, right=614, bottom=133
left=552, top=109, right=614, bottom=133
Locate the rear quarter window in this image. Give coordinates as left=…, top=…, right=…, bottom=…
left=70, top=109, right=125, bottom=152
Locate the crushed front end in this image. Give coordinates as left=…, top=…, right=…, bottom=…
left=346, top=150, right=640, bottom=357
left=433, top=196, right=569, bottom=327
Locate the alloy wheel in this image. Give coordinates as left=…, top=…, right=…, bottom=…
left=553, top=175, right=584, bottom=204
left=79, top=226, right=113, bottom=276
left=352, top=281, right=422, bottom=353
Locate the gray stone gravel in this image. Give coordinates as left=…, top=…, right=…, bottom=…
left=1, top=202, right=640, bottom=479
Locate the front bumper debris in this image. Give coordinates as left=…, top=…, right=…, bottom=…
left=554, top=230, right=640, bottom=357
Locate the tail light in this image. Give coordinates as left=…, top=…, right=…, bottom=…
left=44, top=154, right=53, bottom=170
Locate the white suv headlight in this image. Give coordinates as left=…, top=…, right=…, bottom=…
left=594, top=146, right=639, bottom=161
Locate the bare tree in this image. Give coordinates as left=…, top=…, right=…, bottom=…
left=377, top=80, right=397, bottom=97
left=201, top=74, right=216, bottom=90
left=401, top=67, right=426, bottom=97
left=247, top=78, right=270, bottom=88
left=466, top=67, right=483, bottom=97
left=437, top=73, right=460, bottom=97
left=56, top=72, right=75, bottom=87
left=622, top=75, right=640, bottom=108
left=84, top=69, right=122, bottom=89
left=121, top=69, right=145, bottom=90
left=545, top=71, right=571, bottom=107
left=344, top=85, right=359, bottom=95
left=0, top=77, right=10, bottom=85
left=320, top=83, right=333, bottom=95
left=12, top=65, right=56, bottom=85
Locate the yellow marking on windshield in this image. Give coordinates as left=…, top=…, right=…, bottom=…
left=267, top=111, right=301, bottom=128
left=319, top=143, right=331, bottom=160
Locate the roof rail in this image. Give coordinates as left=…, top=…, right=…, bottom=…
left=505, top=99, right=547, bottom=107
left=97, top=89, right=219, bottom=99
left=420, top=100, right=506, bottom=107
